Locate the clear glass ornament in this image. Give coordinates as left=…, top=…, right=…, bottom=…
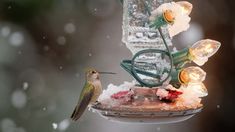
left=122, top=0, right=173, bottom=55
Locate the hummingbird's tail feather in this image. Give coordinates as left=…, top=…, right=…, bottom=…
left=70, top=89, right=94, bottom=121
left=70, top=105, right=86, bottom=121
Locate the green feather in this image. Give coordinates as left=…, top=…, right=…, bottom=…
left=71, top=81, right=94, bottom=121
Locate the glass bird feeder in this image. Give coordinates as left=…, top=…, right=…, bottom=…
left=122, top=0, right=173, bottom=55
left=91, top=0, right=220, bottom=124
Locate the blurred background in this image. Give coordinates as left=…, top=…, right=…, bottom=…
left=0, top=0, right=234, bottom=132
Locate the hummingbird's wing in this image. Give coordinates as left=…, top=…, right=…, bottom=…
left=71, top=82, right=95, bottom=121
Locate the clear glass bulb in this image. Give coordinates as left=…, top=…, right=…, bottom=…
left=187, top=83, right=208, bottom=97
left=190, top=39, right=221, bottom=66
left=180, top=66, right=206, bottom=84
left=176, top=1, right=193, bottom=15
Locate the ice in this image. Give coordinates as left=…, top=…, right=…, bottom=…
left=58, top=119, right=70, bottom=131
left=217, top=105, right=220, bottom=109
left=64, top=23, right=76, bottom=34
left=52, top=123, right=58, bottom=130
left=88, top=53, right=92, bottom=57
left=11, top=90, right=27, bottom=109
left=9, top=32, right=24, bottom=46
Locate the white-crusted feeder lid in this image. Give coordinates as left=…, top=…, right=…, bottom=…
left=91, top=103, right=202, bottom=124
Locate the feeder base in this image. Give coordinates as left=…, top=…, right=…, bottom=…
left=91, top=103, right=202, bottom=124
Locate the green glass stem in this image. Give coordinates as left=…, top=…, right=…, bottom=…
left=172, top=48, right=192, bottom=69
left=150, top=14, right=168, bottom=28
left=169, top=69, right=182, bottom=88
left=121, top=59, right=181, bottom=88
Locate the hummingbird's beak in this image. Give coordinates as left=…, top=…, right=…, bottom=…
left=99, top=71, right=117, bottom=75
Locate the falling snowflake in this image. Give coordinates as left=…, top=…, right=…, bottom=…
left=1, top=26, right=11, bottom=37
left=58, top=119, right=70, bottom=131
left=22, top=82, right=29, bottom=90
left=64, top=23, right=76, bottom=34
left=42, top=107, right=47, bottom=111
left=52, top=123, right=58, bottom=130
left=11, top=90, right=27, bottom=109
left=9, top=32, right=24, bottom=47
left=59, top=66, right=63, bottom=70
left=57, top=36, right=66, bottom=45
left=157, top=127, right=161, bottom=131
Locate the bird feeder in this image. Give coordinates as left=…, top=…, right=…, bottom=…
left=91, top=0, right=220, bottom=124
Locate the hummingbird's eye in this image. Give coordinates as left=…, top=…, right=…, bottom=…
left=91, top=71, right=96, bottom=74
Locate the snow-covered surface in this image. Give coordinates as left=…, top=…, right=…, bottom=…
left=98, top=81, right=206, bottom=109
left=177, top=86, right=202, bottom=108
left=98, top=81, right=135, bottom=106
left=150, top=2, right=191, bottom=37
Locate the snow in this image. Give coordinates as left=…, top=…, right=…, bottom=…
left=43, top=45, right=50, bottom=51
left=64, top=23, right=76, bottom=34
left=1, top=26, right=11, bottom=37
left=22, top=82, right=29, bottom=90
left=156, top=89, right=169, bottom=99
left=9, top=32, right=24, bottom=46
left=1, top=118, right=26, bottom=132
left=52, top=123, right=58, bottom=130
left=98, top=81, right=135, bottom=105
left=1, top=118, right=16, bottom=132
left=177, top=85, right=202, bottom=107
left=11, top=90, right=27, bottom=109
left=106, top=35, right=110, bottom=39
left=57, top=36, right=66, bottom=45
left=98, top=82, right=204, bottom=108
left=58, top=119, right=70, bottom=131
left=59, top=66, right=63, bottom=70
left=42, top=107, right=47, bottom=111
left=150, top=2, right=191, bottom=37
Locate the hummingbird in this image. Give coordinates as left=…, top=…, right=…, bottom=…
left=71, top=68, right=115, bottom=121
